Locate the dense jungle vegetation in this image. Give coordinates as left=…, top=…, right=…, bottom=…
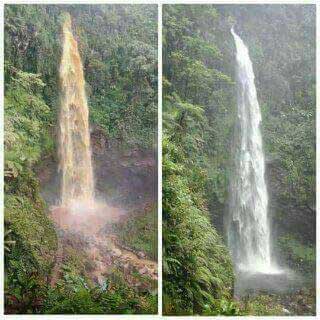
left=162, top=4, right=315, bottom=315
left=4, top=4, right=157, bottom=314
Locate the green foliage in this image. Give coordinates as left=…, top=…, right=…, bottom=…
left=5, top=258, right=48, bottom=314
left=5, top=4, right=157, bottom=149
left=163, top=138, right=234, bottom=315
left=207, top=298, right=241, bottom=316
left=113, top=205, right=158, bottom=260
left=5, top=194, right=57, bottom=271
left=4, top=61, right=57, bottom=314
left=240, top=295, right=285, bottom=316
left=163, top=5, right=235, bottom=315
left=4, top=229, right=16, bottom=253
left=4, top=184, right=57, bottom=314
left=4, top=189, right=57, bottom=314
left=278, top=236, right=315, bottom=277
left=44, top=269, right=157, bottom=314
left=79, top=5, right=157, bottom=149
left=4, top=5, right=62, bottom=107
left=4, top=64, right=53, bottom=180
left=5, top=4, right=157, bottom=150
left=239, top=290, right=316, bottom=316
left=262, top=101, right=315, bottom=209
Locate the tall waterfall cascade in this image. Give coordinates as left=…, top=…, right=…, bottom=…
left=58, top=14, right=94, bottom=207
left=227, top=27, right=279, bottom=274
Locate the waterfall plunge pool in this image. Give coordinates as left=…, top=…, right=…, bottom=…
left=234, top=268, right=302, bottom=297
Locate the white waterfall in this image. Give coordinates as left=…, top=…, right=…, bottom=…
left=228, top=27, right=279, bottom=274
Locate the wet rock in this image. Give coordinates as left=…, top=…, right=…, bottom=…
left=98, top=276, right=105, bottom=286
left=138, top=266, right=149, bottom=275
left=112, top=248, right=122, bottom=257
left=151, top=274, right=158, bottom=281
left=103, top=255, right=112, bottom=265
left=282, top=308, right=290, bottom=315
left=95, top=260, right=105, bottom=271
left=137, top=251, right=146, bottom=259
left=123, top=263, right=130, bottom=271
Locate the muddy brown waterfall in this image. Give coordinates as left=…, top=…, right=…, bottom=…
left=58, top=13, right=94, bottom=207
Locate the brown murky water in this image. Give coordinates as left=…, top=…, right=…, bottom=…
left=58, top=13, right=94, bottom=205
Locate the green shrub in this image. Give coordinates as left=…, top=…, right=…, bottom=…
left=44, top=269, right=157, bottom=314
left=112, top=205, right=158, bottom=260
left=240, top=295, right=285, bottom=316
left=278, top=235, right=315, bottom=278
left=163, top=137, right=234, bottom=315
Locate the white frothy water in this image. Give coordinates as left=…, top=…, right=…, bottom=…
left=227, top=28, right=281, bottom=274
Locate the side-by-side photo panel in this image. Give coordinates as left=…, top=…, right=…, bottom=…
left=4, top=4, right=158, bottom=315
left=162, top=4, right=316, bottom=316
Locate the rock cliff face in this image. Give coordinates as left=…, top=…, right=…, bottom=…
left=38, top=126, right=157, bottom=210
left=90, top=126, right=157, bottom=209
